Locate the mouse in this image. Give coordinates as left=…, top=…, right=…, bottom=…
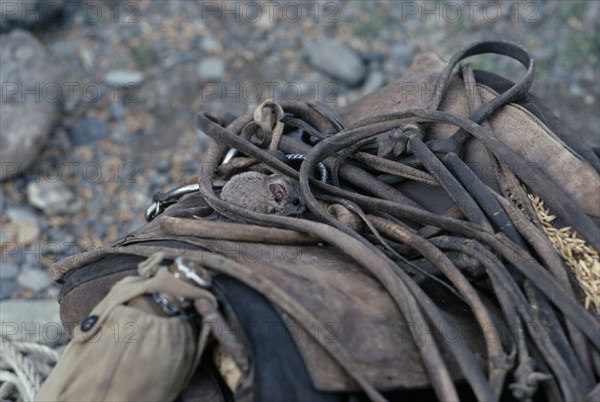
left=219, top=171, right=306, bottom=217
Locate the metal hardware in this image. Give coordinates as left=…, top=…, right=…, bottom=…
left=151, top=292, right=194, bottom=318
left=222, top=148, right=238, bottom=165
left=148, top=256, right=212, bottom=318
left=145, top=184, right=200, bottom=222
left=174, top=256, right=212, bottom=288
left=285, top=154, right=328, bottom=183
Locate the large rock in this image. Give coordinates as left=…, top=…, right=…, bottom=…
left=1, top=29, right=59, bottom=181
left=26, top=180, right=73, bottom=214
left=17, top=264, right=52, bottom=292
left=304, top=40, right=367, bottom=87
left=0, top=0, right=65, bottom=31
left=0, top=299, right=67, bottom=345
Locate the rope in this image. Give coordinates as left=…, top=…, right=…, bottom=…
left=0, top=335, right=61, bottom=402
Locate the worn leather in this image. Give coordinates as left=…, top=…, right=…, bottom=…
left=50, top=48, right=598, bottom=397
left=339, top=52, right=600, bottom=218
left=56, top=190, right=488, bottom=392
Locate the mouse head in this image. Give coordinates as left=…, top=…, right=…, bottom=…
left=267, top=175, right=306, bottom=216
left=268, top=182, right=287, bottom=202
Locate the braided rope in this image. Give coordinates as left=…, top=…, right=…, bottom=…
left=0, top=335, right=61, bottom=402
left=0, top=371, right=20, bottom=401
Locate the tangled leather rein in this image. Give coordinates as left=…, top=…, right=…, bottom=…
left=189, top=40, right=599, bottom=401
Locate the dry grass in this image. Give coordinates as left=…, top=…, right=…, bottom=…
left=528, top=193, right=600, bottom=313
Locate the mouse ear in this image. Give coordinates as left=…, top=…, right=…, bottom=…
left=268, top=183, right=287, bottom=202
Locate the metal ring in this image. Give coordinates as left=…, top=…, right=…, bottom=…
left=145, top=201, right=161, bottom=222
left=285, top=154, right=328, bottom=183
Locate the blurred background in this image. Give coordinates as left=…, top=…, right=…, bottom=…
left=0, top=1, right=598, bottom=331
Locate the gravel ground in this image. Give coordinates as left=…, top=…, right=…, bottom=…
left=0, top=0, right=598, bottom=306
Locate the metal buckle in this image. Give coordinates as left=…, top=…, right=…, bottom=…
left=145, top=146, right=236, bottom=222
left=174, top=256, right=212, bottom=288
left=145, top=184, right=200, bottom=222
left=151, top=292, right=195, bottom=318
left=149, top=256, right=211, bottom=318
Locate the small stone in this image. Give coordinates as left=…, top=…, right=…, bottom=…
left=17, top=265, right=52, bottom=292
left=304, top=40, right=367, bottom=87
left=197, top=57, right=225, bottom=81
left=111, top=125, right=128, bottom=144
left=391, top=44, right=414, bottom=61
left=68, top=117, right=108, bottom=146
left=109, top=101, right=126, bottom=122
left=92, top=221, right=107, bottom=239
left=104, top=69, right=145, bottom=86
left=46, top=227, right=74, bottom=245
left=0, top=279, right=18, bottom=300
left=26, top=180, right=74, bottom=214
left=156, top=158, right=171, bottom=174
left=201, top=34, right=221, bottom=52
left=6, top=206, right=40, bottom=244
left=78, top=47, right=95, bottom=71
left=569, top=84, right=583, bottom=97
left=17, top=221, right=40, bottom=244
left=129, top=190, right=150, bottom=210
left=585, top=1, right=600, bottom=25
left=6, top=204, right=38, bottom=221
left=0, top=262, right=19, bottom=280
left=0, top=300, right=67, bottom=345
left=44, top=285, right=60, bottom=300
left=0, top=226, right=14, bottom=243
left=255, top=12, right=274, bottom=29
left=362, top=69, right=386, bottom=96
left=48, top=40, right=76, bottom=58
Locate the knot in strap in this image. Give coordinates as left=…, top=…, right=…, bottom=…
left=138, top=252, right=165, bottom=278
left=253, top=99, right=285, bottom=150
